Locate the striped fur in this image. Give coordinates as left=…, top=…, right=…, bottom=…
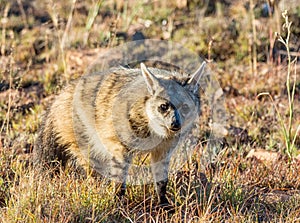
left=34, top=63, right=204, bottom=205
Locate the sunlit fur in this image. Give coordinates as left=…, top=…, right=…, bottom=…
left=34, top=62, right=204, bottom=205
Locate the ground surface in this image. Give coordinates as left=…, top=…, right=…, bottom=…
left=0, top=0, right=300, bottom=222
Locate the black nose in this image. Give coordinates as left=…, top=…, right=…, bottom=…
left=171, top=112, right=181, bottom=131
left=171, top=121, right=181, bottom=131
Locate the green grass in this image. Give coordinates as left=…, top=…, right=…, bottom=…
left=258, top=10, right=299, bottom=159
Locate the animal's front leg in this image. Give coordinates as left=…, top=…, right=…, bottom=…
left=110, top=154, right=132, bottom=197
left=150, top=150, right=171, bottom=206
left=116, top=181, right=127, bottom=197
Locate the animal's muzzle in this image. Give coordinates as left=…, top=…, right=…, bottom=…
left=170, top=111, right=181, bottom=131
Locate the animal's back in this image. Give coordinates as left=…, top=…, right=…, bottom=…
left=34, top=67, right=162, bottom=169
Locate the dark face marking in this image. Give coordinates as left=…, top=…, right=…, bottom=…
left=156, top=99, right=182, bottom=132
left=170, top=109, right=181, bottom=131
left=158, top=102, right=170, bottom=114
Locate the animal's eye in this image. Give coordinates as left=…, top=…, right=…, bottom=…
left=159, top=103, right=169, bottom=113
left=182, top=104, right=190, bottom=114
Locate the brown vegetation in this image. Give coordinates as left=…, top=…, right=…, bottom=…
left=0, top=0, right=299, bottom=222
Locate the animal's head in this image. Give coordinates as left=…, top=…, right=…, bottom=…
left=141, top=62, right=205, bottom=138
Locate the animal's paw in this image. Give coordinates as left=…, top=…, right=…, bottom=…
left=155, top=198, right=175, bottom=213
left=115, top=182, right=126, bottom=198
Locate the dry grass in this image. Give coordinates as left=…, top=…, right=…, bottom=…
left=0, top=0, right=299, bottom=222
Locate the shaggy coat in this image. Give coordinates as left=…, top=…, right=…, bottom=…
left=34, top=63, right=205, bottom=205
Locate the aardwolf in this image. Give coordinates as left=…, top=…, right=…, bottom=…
left=34, top=62, right=205, bottom=205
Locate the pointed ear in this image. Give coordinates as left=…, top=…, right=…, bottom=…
left=187, top=61, right=206, bottom=93
left=141, top=63, right=161, bottom=95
